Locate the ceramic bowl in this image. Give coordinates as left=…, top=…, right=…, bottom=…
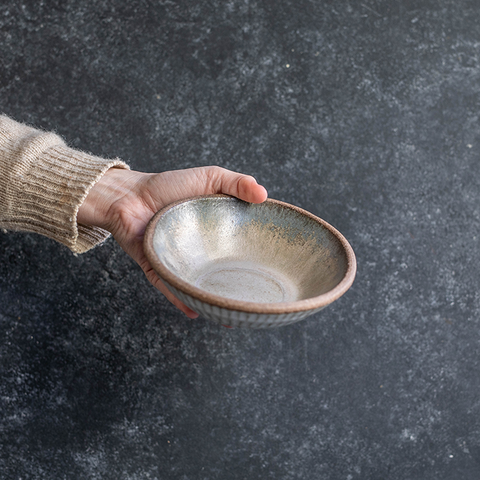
left=143, top=195, right=356, bottom=328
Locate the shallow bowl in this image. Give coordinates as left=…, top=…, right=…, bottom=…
left=144, top=195, right=356, bottom=328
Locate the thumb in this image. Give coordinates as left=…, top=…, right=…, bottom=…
left=204, top=166, right=268, bottom=203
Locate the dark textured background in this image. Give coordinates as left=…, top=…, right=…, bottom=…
left=1, top=1, right=480, bottom=479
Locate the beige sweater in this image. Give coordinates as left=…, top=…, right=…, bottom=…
left=0, top=115, right=129, bottom=253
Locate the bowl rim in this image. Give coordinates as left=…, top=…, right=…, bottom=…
left=143, top=195, right=357, bottom=314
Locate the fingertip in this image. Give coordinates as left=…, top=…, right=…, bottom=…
left=143, top=263, right=199, bottom=318
left=178, top=302, right=199, bottom=318
left=240, top=175, right=268, bottom=203
left=161, top=282, right=199, bottom=318
left=249, top=182, right=268, bottom=204
left=255, top=184, right=268, bottom=203
left=185, top=309, right=199, bottom=319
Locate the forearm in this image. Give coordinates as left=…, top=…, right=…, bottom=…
left=0, top=115, right=129, bottom=253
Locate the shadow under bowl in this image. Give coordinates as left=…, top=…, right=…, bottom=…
left=144, top=195, right=356, bottom=328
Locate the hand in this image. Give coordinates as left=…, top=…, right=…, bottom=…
left=78, top=166, right=268, bottom=318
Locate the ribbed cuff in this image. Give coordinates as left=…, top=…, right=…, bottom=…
left=2, top=143, right=129, bottom=253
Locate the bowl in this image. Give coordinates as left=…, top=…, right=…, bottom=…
left=143, top=195, right=356, bottom=328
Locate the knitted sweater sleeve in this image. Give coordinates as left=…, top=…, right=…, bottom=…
left=0, top=115, right=129, bottom=254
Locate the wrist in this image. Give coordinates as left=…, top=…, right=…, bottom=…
left=77, top=167, right=146, bottom=231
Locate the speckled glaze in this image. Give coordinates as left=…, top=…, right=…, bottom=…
left=144, top=195, right=356, bottom=328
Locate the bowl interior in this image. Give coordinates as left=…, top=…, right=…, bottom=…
left=151, top=197, right=350, bottom=305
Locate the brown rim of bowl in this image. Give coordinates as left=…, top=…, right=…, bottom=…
left=143, top=195, right=357, bottom=314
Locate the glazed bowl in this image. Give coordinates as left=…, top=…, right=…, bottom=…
left=144, top=195, right=356, bottom=328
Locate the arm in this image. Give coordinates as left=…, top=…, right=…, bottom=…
left=0, top=115, right=267, bottom=317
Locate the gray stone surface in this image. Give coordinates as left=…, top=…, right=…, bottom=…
left=1, top=1, right=480, bottom=478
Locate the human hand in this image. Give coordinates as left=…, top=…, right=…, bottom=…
left=77, top=166, right=268, bottom=318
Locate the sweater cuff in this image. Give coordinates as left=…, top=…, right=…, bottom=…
left=11, top=144, right=129, bottom=254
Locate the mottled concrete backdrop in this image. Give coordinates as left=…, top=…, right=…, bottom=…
left=1, top=1, right=480, bottom=479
